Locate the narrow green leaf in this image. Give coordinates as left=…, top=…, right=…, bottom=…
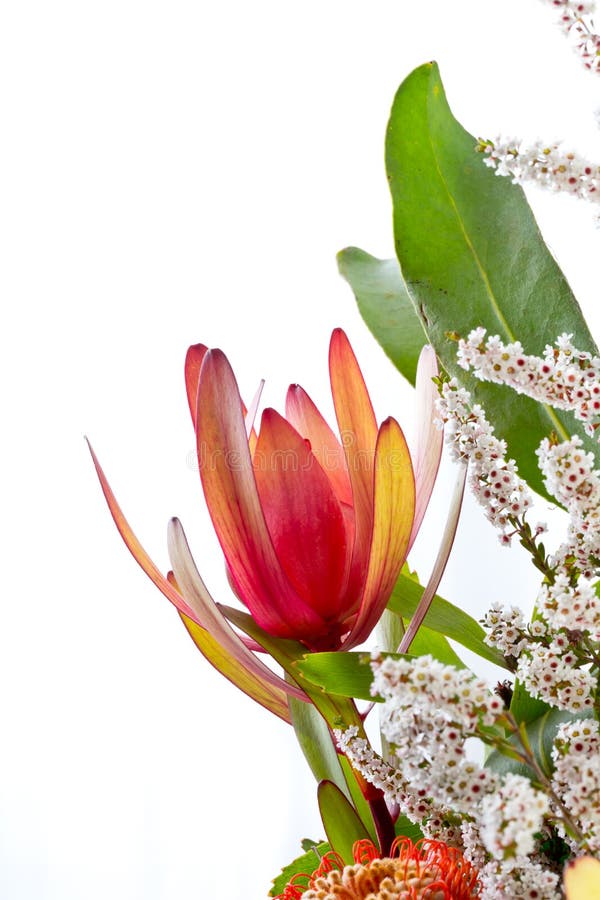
left=318, top=780, right=371, bottom=864
left=337, top=755, right=378, bottom=845
left=269, top=841, right=329, bottom=897
left=385, top=62, right=598, bottom=499
left=288, top=694, right=351, bottom=799
left=337, top=246, right=427, bottom=385
left=406, top=622, right=465, bottom=668
left=295, top=652, right=378, bottom=702
left=388, top=573, right=508, bottom=669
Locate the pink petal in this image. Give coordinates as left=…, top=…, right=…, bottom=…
left=167, top=517, right=305, bottom=703
left=253, top=408, right=351, bottom=625
left=185, top=344, right=209, bottom=429
left=196, top=349, right=325, bottom=639
left=342, top=417, right=415, bottom=649
left=409, top=345, right=443, bottom=550
left=87, top=439, right=199, bottom=621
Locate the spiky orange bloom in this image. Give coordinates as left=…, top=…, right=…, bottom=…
left=277, top=838, right=480, bottom=899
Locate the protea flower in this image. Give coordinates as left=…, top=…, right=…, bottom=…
left=89, top=329, right=441, bottom=718
left=275, top=838, right=480, bottom=899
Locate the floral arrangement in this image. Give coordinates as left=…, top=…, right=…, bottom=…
left=90, top=2, right=600, bottom=897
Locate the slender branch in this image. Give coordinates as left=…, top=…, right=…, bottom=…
left=398, top=462, right=467, bottom=654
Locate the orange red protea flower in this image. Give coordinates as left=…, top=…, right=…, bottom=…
left=276, top=838, right=480, bottom=899
left=89, top=329, right=441, bottom=718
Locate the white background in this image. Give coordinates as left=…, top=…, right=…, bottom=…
left=2, top=1, right=600, bottom=897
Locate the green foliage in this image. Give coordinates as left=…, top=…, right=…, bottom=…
left=486, top=708, right=593, bottom=779
left=269, top=840, right=330, bottom=897
left=288, top=694, right=351, bottom=798
left=295, top=652, right=379, bottom=701
left=337, top=247, right=426, bottom=385
left=317, top=780, right=371, bottom=864
left=341, top=62, right=598, bottom=500
left=387, top=573, right=508, bottom=668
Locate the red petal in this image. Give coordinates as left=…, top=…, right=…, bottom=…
left=285, top=383, right=353, bottom=506
left=329, top=329, right=378, bottom=597
left=342, top=417, right=415, bottom=649
left=185, top=344, right=209, bottom=429
left=409, top=345, right=443, bottom=550
left=253, top=408, right=351, bottom=623
left=196, top=349, right=325, bottom=639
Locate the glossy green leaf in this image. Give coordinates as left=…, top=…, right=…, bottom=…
left=337, top=247, right=427, bottom=385
left=288, top=694, right=350, bottom=799
left=387, top=573, right=508, bottom=668
left=394, top=815, right=424, bottom=844
left=486, top=708, right=593, bottom=779
left=269, top=840, right=329, bottom=897
left=406, top=621, right=465, bottom=668
left=384, top=62, right=598, bottom=499
left=296, top=652, right=378, bottom=702
left=509, top=678, right=551, bottom=725
left=318, top=780, right=371, bottom=864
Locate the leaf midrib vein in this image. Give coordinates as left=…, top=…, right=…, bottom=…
left=425, top=91, right=569, bottom=443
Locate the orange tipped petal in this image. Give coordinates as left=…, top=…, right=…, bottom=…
left=167, top=518, right=305, bottom=705
left=185, top=344, right=209, bottom=429
left=253, top=408, right=351, bottom=623
left=196, top=349, right=324, bottom=638
left=342, top=417, right=415, bottom=649
left=329, top=329, right=378, bottom=588
left=409, top=345, right=443, bottom=550
left=285, top=384, right=352, bottom=506
left=564, top=857, right=600, bottom=899
left=86, top=439, right=199, bottom=621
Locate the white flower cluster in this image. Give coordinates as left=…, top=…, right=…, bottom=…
left=539, top=0, right=600, bottom=72
left=458, top=329, right=600, bottom=439
left=518, top=641, right=596, bottom=712
left=552, top=718, right=600, bottom=852
left=436, top=379, right=534, bottom=544
left=477, top=858, right=560, bottom=899
left=482, top=602, right=530, bottom=657
left=538, top=572, right=600, bottom=637
left=373, top=669, right=500, bottom=815
left=348, top=656, right=555, bottom=862
left=482, top=138, right=600, bottom=206
left=479, top=774, right=550, bottom=858
left=335, top=725, right=443, bottom=825
left=537, top=436, right=600, bottom=578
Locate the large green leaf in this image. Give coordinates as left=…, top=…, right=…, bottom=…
left=388, top=573, right=508, bottom=669
left=337, top=246, right=427, bottom=385
left=486, top=708, right=593, bottom=780
left=383, top=62, right=598, bottom=499
left=509, top=679, right=551, bottom=725
left=318, top=780, right=371, bottom=864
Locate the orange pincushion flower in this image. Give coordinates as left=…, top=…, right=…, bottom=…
left=277, top=838, right=480, bottom=899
